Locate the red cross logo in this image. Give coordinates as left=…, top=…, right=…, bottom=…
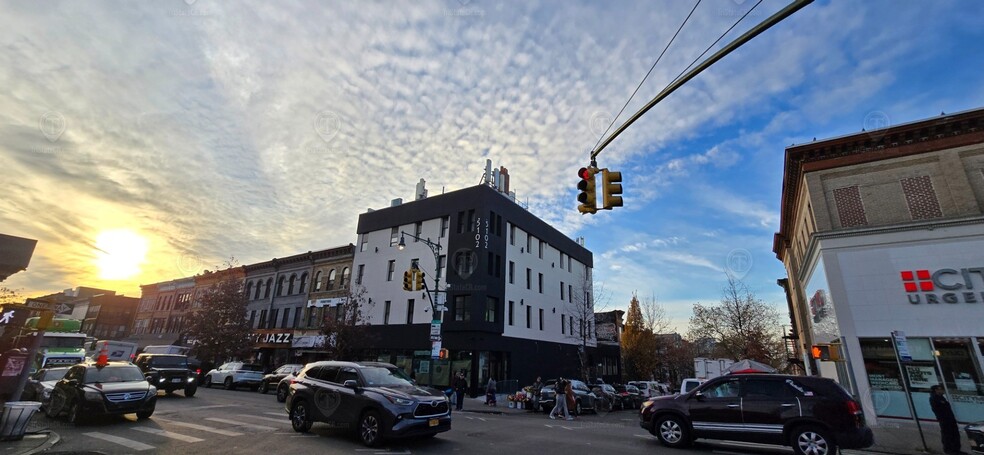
left=901, top=270, right=933, bottom=292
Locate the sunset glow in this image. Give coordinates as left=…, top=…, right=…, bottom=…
left=94, top=229, right=148, bottom=280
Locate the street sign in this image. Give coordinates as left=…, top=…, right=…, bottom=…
left=431, top=341, right=442, bottom=359
left=893, top=330, right=913, bottom=362
left=430, top=334, right=442, bottom=342
left=430, top=322, right=441, bottom=337
left=436, top=305, right=448, bottom=312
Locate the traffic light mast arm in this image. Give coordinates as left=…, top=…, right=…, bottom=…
left=398, top=231, right=443, bottom=314
left=589, top=0, right=813, bottom=161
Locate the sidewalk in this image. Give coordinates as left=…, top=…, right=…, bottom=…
left=455, top=394, right=534, bottom=415
left=859, top=418, right=974, bottom=455
left=1, top=412, right=60, bottom=455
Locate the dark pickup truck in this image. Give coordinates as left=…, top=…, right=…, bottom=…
left=134, top=353, right=198, bottom=397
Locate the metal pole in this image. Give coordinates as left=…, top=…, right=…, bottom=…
left=891, top=331, right=929, bottom=452
left=9, top=323, right=45, bottom=402
left=591, top=0, right=813, bottom=160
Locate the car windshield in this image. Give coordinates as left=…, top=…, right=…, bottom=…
left=602, top=384, right=615, bottom=393
left=42, top=368, right=69, bottom=381
left=149, top=357, right=188, bottom=368
left=84, top=366, right=146, bottom=384
left=360, top=366, right=413, bottom=387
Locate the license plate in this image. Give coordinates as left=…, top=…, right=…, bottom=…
left=428, top=418, right=439, bottom=427
left=171, top=378, right=182, bottom=383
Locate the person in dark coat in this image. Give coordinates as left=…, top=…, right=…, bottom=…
left=929, top=385, right=965, bottom=455
left=452, top=372, right=468, bottom=411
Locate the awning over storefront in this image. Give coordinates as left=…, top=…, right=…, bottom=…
left=307, top=297, right=347, bottom=308
left=292, top=335, right=325, bottom=349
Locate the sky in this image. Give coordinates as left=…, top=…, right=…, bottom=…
left=2, top=0, right=983, bottom=333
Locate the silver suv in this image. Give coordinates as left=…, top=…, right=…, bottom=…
left=285, top=361, right=451, bottom=446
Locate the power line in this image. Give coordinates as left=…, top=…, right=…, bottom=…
left=672, top=0, right=765, bottom=86
left=592, top=0, right=703, bottom=152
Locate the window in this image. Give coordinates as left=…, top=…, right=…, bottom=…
left=744, top=378, right=795, bottom=399
left=568, top=284, right=573, bottom=303
left=246, top=282, right=253, bottom=300
left=495, top=255, right=501, bottom=278
left=406, top=299, right=415, bottom=324
left=391, top=227, right=400, bottom=246
left=270, top=309, right=279, bottom=328
left=326, top=269, right=337, bottom=290
left=526, top=268, right=531, bottom=290
left=538, top=309, right=544, bottom=330
left=561, top=282, right=565, bottom=300
left=487, top=253, right=494, bottom=276
left=441, top=216, right=449, bottom=238
left=467, top=210, right=475, bottom=232
left=384, top=301, right=391, bottom=325
left=360, top=234, right=368, bottom=252
left=276, top=277, right=286, bottom=297
left=340, top=268, right=350, bottom=288
left=526, top=306, right=531, bottom=329
left=314, top=271, right=323, bottom=292
left=485, top=297, right=497, bottom=323
left=288, top=274, right=297, bottom=295
left=703, top=378, right=741, bottom=398
left=509, top=224, right=516, bottom=245
left=282, top=308, right=291, bottom=327
left=560, top=252, right=565, bottom=270
left=455, top=295, right=470, bottom=321
left=508, top=301, right=514, bottom=326
left=387, top=260, right=395, bottom=281
left=568, top=256, right=572, bottom=271
left=299, top=273, right=308, bottom=293
left=264, top=278, right=272, bottom=299
left=356, top=264, right=364, bottom=285
left=527, top=234, right=532, bottom=253
left=337, top=367, right=359, bottom=385
left=538, top=273, right=543, bottom=293
left=538, top=240, right=544, bottom=259
left=457, top=211, right=464, bottom=233
left=414, top=222, right=422, bottom=242
left=437, top=255, right=446, bottom=280
left=293, top=306, right=301, bottom=328
left=561, top=314, right=565, bottom=334
left=569, top=317, right=573, bottom=335
left=508, top=261, right=515, bottom=284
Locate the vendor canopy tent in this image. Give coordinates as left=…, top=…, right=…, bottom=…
left=726, top=359, right=777, bottom=374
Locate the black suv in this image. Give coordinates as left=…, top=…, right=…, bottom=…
left=134, top=354, right=198, bottom=397
left=46, top=361, right=157, bottom=424
left=639, top=374, right=873, bottom=455
left=286, top=361, right=451, bottom=446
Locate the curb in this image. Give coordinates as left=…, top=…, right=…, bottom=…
left=15, top=430, right=60, bottom=455
left=458, top=409, right=504, bottom=415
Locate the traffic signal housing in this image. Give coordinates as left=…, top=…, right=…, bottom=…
left=601, top=169, right=623, bottom=210
left=403, top=270, right=413, bottom=291
left=577, top=167, right=598, bottom=214
left=811, top=344, right=841, bottom=361
left=414, top=270, right=425, bottom=291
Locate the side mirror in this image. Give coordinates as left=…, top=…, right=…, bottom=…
left=694, top=391, right=705, bottom=401
left=343, top=380, right=361, bottom=392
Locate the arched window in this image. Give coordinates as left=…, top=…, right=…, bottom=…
left=288, top=274, right=297, bottom=295
left=264, top=278, right=273, bottom=299
left=314, top=271, right=323, bottom=292
left=254, top=281, right=262, bottom=300
left=340, top=267, right=350, bottom=288
left=245, top=282, right=254, bottom=300
left=299, top=273, right=308, bottom=294
left=327, top=269, right=337, bottom=290
left=276, top=276, right=286, bottom=296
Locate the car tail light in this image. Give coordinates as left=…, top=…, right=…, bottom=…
left=196, top=369, right=202, bottom=375
left=290, top=379, right=299, bottom=384
left=846, top=400, right=861, bottom=414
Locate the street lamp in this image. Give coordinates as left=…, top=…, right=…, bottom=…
left=397, top=232, right=446, bottom=361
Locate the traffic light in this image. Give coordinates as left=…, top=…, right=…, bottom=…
left=403, top=270, right=413, bottom=291
left=439, top=348, right=448, bottom=360
left=414, top=270, right=425, bottom=291
left=577, top=167, right=598, bottom=214
left=601, top=169, right=623, bottom=210
left=811, top=344, right=841, bottom=361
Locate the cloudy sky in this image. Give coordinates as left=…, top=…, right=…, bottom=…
left=2, top=0, right=983, bottom=332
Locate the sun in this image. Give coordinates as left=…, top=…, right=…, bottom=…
left=95, top=229, right=149, bottom=280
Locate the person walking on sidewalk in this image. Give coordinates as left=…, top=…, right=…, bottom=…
left=549, top=378, right=571, bottom=420
left=485, top=377, right=497, bottom=406
left=930, top=385, right=966, bottom=455
left=564, top=379, right=577, bottom=420
left=531, top=376, right=543, bottom=412
left=453, top=372, right=468, bottom=411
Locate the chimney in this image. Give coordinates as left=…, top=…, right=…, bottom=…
left=500, top=166, right=510, bottom=194
left=391, top=198, right=403, bottom=207
left=415, top=178, right=428, bottom=200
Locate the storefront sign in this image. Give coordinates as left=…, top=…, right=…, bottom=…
left=431, top=341, right=441, bottom=359
left=308, top=297, right=347, bottom=308
left=292, top=335, right=325, bottom=348
left=905, top=365, right=939, bottom=389
left=901, top=268, right=984, bottom=305
left=253, top=330, right=293, bottom=347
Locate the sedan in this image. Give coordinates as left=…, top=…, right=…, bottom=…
left=613, top=384, right=644, bottom=410
left=259, top=363, right=303, bottom=395
left=22, top=367, right=70, bottom=410
left=538, top=379, right=597, bottom=415
left=46, top=361, right=157, bottom=424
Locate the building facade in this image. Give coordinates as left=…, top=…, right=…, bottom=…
left=773, top=108, right=984, bottom=428
left=128, top=277, right=196, bottom=348
left=80, top=294, right=139, bottom=340
left=354, top=177, right=597, bottom=395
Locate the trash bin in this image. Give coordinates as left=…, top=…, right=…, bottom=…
left=0, top=401, right=42, bottom=441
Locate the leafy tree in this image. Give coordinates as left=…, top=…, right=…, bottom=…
left=319, top=286, right=375, bottom=360
left=186, top=266, right=252, bottom=365
left=687, top=275, right=784, bottom=367
left=621, top=293, right=657, bottom=380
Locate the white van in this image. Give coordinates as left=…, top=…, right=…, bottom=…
left=86, top=340, right=138, bottom=362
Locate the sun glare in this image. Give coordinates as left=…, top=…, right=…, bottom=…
left=95, top=229, right=148, bottom=280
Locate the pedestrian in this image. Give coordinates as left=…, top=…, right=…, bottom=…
left=485, top=377, right=497, bottom=406
left=453, top=372, right=468, bottom=411
left=549, top=378, right=571, bottom=420
left=531, top=376, right=543, bottom=411
left=564, top=379, right=577, bottom=420
left=930, top=385, right=965, bottom=455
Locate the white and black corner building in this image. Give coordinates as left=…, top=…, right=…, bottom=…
left=353, top=177, right=616, bottom=395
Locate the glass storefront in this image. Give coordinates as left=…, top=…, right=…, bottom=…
left=860, top=337, right=984, bottom=423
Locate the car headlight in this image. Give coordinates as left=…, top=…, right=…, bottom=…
left=383, top=395, right=415, bottom=406
left=188, top=377, right=195, bottom=383
left=642, top=400, right=655, bottom=408
left=84, top=390, right=102, bottom=401
left=148, top=386, right=157, bottom=395
left=159, top=377, right=167, bottom=383
left=41, top=389, right=51, bottom=399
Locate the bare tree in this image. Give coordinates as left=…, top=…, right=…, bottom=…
left=687, top=275, right=785, bottom=368
left=563, top=266, right=608, bottom=381
left=319, top=285, right=376, bottom=360
left=0, top=287, right=21, bottom=305
left=186, top=265, right=253, bottom=365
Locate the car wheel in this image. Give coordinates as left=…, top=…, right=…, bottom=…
left=277, top=384, right=289, bottom=403
left=184, top=386, right=197, bottom=398
left=290, top=400, right=313, bottom=433
left=791, top=425, right=837, bottom=455
left=655, top=415, right=691, bottom=448
left=224, top=377, right=235, bottom=390
left=45, top=394, right=62, bottom=418
left=358, top=410, right=383, bottom=447
left=259, top=381, right=268, bottom=394
left=67, top=401, right=82, bottom=425
left=574, top=400, right=582, bottom=416
left=136, top=408, right=154, bottom=420
left=204, top=376, right=212, bottom=388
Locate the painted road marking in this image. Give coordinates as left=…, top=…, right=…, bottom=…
left=205, top=417, right=276, bottom=431
left=83, top=432, right=154, bottom=451
left=132, top=427, right=205, bottom=443
left=155, top=419, right=245, bottom=436
left=236, top=413, right=290, bottom=424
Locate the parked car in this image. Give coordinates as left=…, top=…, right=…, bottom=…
left=613, top=383, right=644, bottom=409
left=591, top=383, right=621, bottom=411
left=45, top=360, right=157, bottom=424
left=285, top=360, right=451, bottom=447
left=630, top=381, right=671, bottom=398
left=134, top=353, right=198, bottom=397
left=538, top=379, right=598, bottom=415
left=639, top=374, right=874, bottom=455
left=680, top=378, right=704, bottom=394
left=203, top=361, right=264, bottom=390
left=966, top=421, right=984, bottom=454
left=260, top=363, right=303, bottom=394
left=22, top=367, right=70, bottom=410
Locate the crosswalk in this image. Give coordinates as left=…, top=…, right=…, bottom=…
left=81, top=412, right=290, bottom=452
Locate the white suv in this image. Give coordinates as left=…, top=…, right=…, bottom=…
left=203, top=362, right=264, bottom=390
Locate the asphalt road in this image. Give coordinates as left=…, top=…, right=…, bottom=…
left=37, top=387, right=882, bottom=455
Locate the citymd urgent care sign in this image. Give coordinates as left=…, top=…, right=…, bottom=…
left=900, top=268, right=984, bottom=304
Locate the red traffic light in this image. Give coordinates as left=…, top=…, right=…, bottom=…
left=578, top=167, right=592, bottom=180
